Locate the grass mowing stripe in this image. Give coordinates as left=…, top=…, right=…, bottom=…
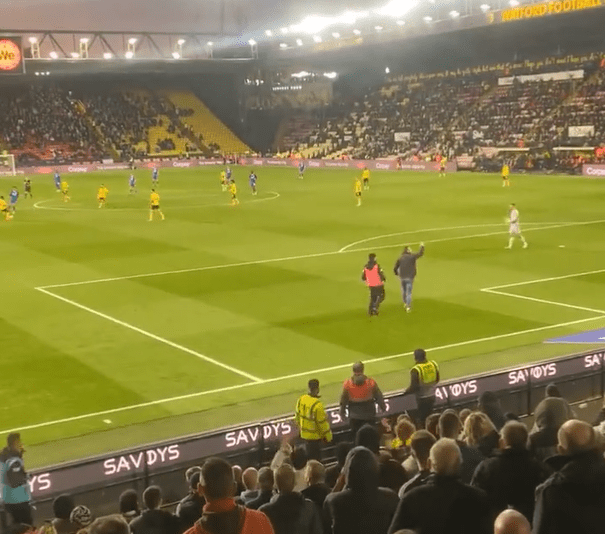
left=4, top=313, right=602, bottom=435
left=35, top=287, right=262, bottom=383
left=481, top=288, right=605, bottom=315
left=484, top=268, right=605, bottom=290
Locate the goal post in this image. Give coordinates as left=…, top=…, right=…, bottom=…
left=0, top=153, right=16, bottom=176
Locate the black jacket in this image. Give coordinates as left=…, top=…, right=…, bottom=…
left=259, top=492, right=322, bottom=534
left=471, top=448, right=549, bottom=521
left=246, top=489, right=274, bottom=510
left=130, top=509, right=181, bottom=534
left=393, top=247, right=424, bottom=279
left=301, top=483, right=331, bottom=509
left=458, top=442, right=485, bottom=484
left=388, top=474, right=491, bottom=534
left=533, top=450, right=605, bottom=534
left=176, top=492, right=206, bottom=530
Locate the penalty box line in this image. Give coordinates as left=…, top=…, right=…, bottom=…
left=5, top=312, right=605, bottom=434
left=481, top=268, right=605, bottom=316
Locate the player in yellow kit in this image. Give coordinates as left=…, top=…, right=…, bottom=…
left=0, top=196, right=12, bottom=221
left=61, top=180, right=70, bottom=202
left=502, top=163, right=510, bottom=187
left=220, top=170, right=227, bottom=192
left=362, top=167, right=370, bottom=190
left=97, top=184, right=109, bottom=208
left=354, top=177, right=362, bottom=206
left=149, top=189, right=165, bottom=221
left=439, top=156, right=447, bottom=177
left=229, top=181, right=239, bottom=206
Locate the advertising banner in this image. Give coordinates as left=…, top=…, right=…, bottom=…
left=582, top=164, right=605, bottom=177
left=569, top=125, right=595, bottom=137
left=0, top=36, right=25, bottom=75
left=394, top=132, right=411, bottom=142
left=498, top=69, right=584, bottom=86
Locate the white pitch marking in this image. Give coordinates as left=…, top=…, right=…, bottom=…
left=37, top=219, right=605, bottom=290
left=3, top=313, right=604, bottom=434
left=483, top=268, right=605, bottom=291
left=481, top=288, right=605, bottom=315
left=35, top=287, right=262, bottom=383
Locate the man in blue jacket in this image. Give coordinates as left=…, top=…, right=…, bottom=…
left=0, top=433, right=32, bottom=525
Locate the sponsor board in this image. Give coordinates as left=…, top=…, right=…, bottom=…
left=582, top=164, right=605, bottom=177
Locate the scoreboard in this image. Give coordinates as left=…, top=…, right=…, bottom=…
left=0, top=36, right=24, bottom=74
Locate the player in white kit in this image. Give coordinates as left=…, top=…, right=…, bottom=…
left=506, top=203, right=528, bottom=249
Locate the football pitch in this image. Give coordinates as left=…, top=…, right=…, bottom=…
left=4, top=166, right=605, bottom=467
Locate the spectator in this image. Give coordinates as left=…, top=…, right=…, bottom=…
left=477, top=391, right=506, bottom=430
left=388, top=438, right=491, bottom=534
left=355, top=424, right=406, bottom=490
left=464, top=412, right=500, bottom=457
left=233, top=466, right=246, bottom=496
left=471, top=421, right=549, bottom=521
left=398, top=430, right=436, bottom=497
left=246, top=467, right=274, bottom=510
left=530, top=384, right=575, bottom=462
left=0, top=433, right=32, bottom=525
left=89, top=516, right=130, bottom=534
left=533, top=420, right=605, bottom=534
left=339, top=361, right=386, bottom=436
left=259, top=464, right=321, bottom=534
left=438, top=409, right=484, bottom=483
left=51, top=494, right=77, bottom=534
left=494, top=509, right=531, bottom=534
left=184, top=457, right=274, bottom=534
left=270, top=442, right=308, bottom=492
left=324, top=446, right=399, bottom=534
left=325, top=442, right=353, bottom=489
left=425, top=414, right=440, bottom=438
left=130, top=486, right=180, bottom=534
left=70, top=506, right=93, bottom=530
left=119, top=489, right=140, bottom=524
left=6, top=525, right=35, bottom=534
left=176, top=471, right=205, bottom=529
left=301, top=460, right=330, bottom=509
left=459, top=409, right=472, bottom=425
left=237, top=468, right=259, bottom=506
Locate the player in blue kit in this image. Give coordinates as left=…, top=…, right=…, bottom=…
left=298, top=161, right=305, bottom=179
left=9, top=187, right=19, bottom=214
left=249, top=170, right=258, bottom=195
left=152, top=167, right=159, bottom=186
left=54, top=171, right=61, bottom=193
left=226, top=167, right=232, bottom=182
left=128, top=174, right=137, bottom=194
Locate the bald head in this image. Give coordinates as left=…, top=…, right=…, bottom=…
left=501, top=421, right=529, bottom=450
left=558, top=419, right=597, bottom=455
left=275, top=464, right=296, bottom=494
left=429, top=438, right=462, bottom=476
left=494, top=509, right=531, bottom=534
left=242, top=467, right=258, bottom=491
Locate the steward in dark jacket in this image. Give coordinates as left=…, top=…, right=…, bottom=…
left=324, top=447, right=399, bottom=534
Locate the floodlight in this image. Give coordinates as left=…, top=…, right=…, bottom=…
left=177, top=39, right=186, bottom=45
left=313, top=35, right=322, bottom=43
left=279, top=43, right=288, bottom=48
left=28, top=37, right=37, bottom=44
left=280, top=27, right=289, bottom=34
left=375, top=0, right=418, bottom=18
left=248, top=39, right=257, bottom=45
left=323, top=72, right=337, bottom=79
left=296, top=38, right=303, bottom=46
left=70, top=52, right=80, bottom=58
left=128, top=38, right=137, bottom=45
left=332, top=32, right=340, bottom=38
left=480, top=4, right=491, bottom=11
left=450, top=10, right=460, bottom=17
left=207, top=41, right=214, bottom=46
left=375, top=25, right=383, bottom=31
left=80, top=38, right=89, bottom=44
left=46, top=71, right=50, bottom=75
left=125, top=51, right=134, bottom=59
left=172, top=51, right=181, bottom=59
left=291, top=71, right=310, bottom=78
left=35, top=72, right=40, bottom=76
left=49, top=51, right=58, bottom=59
left=385, top=67, right=390, bottom=73
left=509, top=0, right=519, bottom=5
left=265, top=30, right=273, bottom=36
left=353, top=29, right=362, bottom=35
left=423, top=16, right=433, bottom=21
left=396, top=20, right=405, bottom=25
left=103, top=52, right=112, bottom=59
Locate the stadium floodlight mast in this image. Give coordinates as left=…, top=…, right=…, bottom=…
left=174, top=38, right=185, bottom=59
left=248, top=39, right=258, bottom=59
left=79, top=37, right=90, bottom=59
left=127, top=37, right=137, bottom=59
left=206, top=41, right=213, bottom=58
left=28, top=36, right=41, bottom=59
left=374, top=0, right=418, bottom=18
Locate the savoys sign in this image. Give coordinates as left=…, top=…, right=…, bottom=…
left=0, top=37, right=24, bottom=74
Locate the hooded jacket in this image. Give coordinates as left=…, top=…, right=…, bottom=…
left=0, top=447, right=30, bottom=505
left=533, top=450, right=605, bottom=534
left=259, top=492, right=322, bottom=534
left=340, top=374, right=386, bottom=422
left=324, top=447, right=399, bottom=534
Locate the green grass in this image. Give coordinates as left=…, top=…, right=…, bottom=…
left=3, top=167, right=605, bottom=467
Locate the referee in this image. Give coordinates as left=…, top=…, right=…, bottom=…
left=361, top=253, right=386, bottom=316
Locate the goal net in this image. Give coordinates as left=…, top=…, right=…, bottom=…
left=0, top=154, right=16, bottom=176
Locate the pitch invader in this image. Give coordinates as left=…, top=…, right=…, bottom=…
left=129, top=173, right=137, bottom=194
left=439, top=155, right=447, bottom=177
left=9, top=186, right=18, bottom=213
left=502, top=162, right=510, bottom=187
left=298, top=161, right=305, bottom=179
left=54, top=171, right=61, bottom=193
left=362, top=167, right=370, bottom=190
left=249, top=170, right=258, bottom=195
left=354, top=177, right=362, bottom=206
left=23, top=178, right=32, bottom=199
left=61, top=180, right=70, bottom=202
left=506, top=203, right=528, bottom=249
left=152, top=166, right=159, bottom=186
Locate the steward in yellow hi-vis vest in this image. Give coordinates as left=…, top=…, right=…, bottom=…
left=295, top=379, right=332, bottom=461
left=403, top=348, right=440, bottom=428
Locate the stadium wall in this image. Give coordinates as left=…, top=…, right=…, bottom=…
left=24, top=347, right=605, bottom=517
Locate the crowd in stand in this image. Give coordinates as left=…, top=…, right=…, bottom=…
left=4, top=375, right=605, bottom=534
